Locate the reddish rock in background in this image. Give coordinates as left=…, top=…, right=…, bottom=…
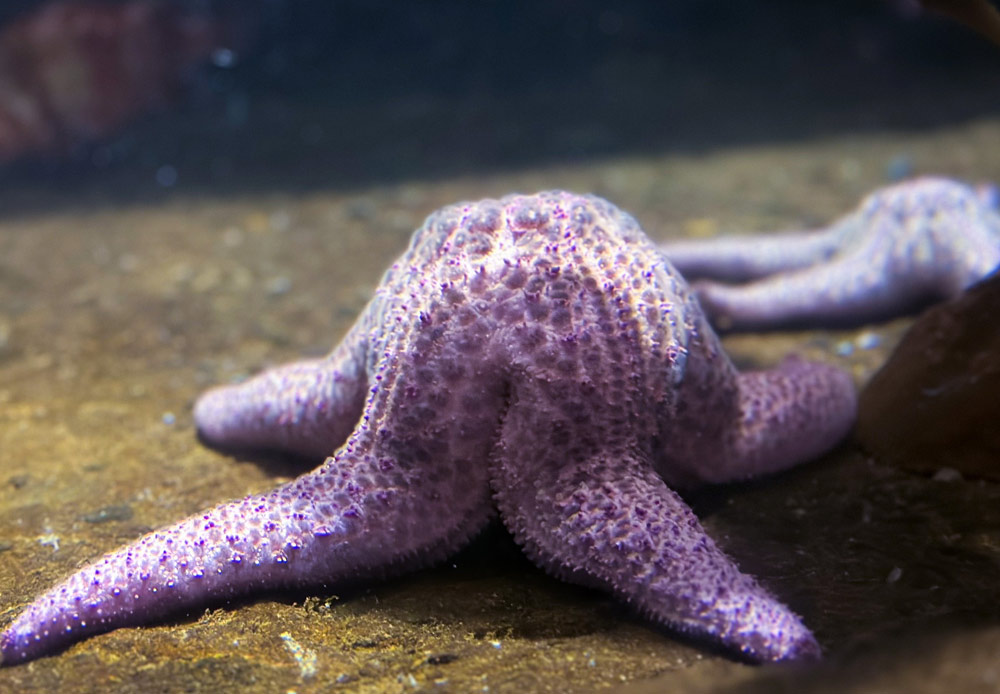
left=0, top=0, right=236, bottom=163
left=857, top=270, right=1000, bottom=479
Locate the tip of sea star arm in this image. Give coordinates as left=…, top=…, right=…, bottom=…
left=725, top=591, right=824, bottom=663
left=660, top=594, right=822, bottom=664
left=741, top=623, right=822, bottom=663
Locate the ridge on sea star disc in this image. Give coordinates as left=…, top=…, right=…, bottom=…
left=660, top=177, right=1000, bottom=330
left=0, top=191, right=857, bottom=665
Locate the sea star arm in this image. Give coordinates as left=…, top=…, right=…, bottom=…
left=660, top=224, right=845, bottom=282
left=681, top=357, right=857, bottom=483
left=0, top=460, right=490, bottom=665
left=194, top=320, right=370, bottom=460
left=491, top=439, right=820, bottom=662
left=649, top=303, right=856, bottom=486
left=490, top=327, right=849, bottom=663
left=0, top=322, right=501, bottom=665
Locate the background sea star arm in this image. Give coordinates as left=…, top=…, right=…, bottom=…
left=663, top=178, right=1000, bottom=331
left=490, top=444, right=820, bottom=663
left=194, top=319, right=370, bottom=460
left=659, top=223, right=846, bottom=282
left=687, top=246, right=914, bottom=331
left=929, top=204, right=1000, bottom=296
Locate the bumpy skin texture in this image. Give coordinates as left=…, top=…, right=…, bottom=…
left=660, top=177, right=1000, bottom=330
left=1, top=192, right=857, bottom=665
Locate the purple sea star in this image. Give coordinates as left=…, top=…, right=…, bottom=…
left=0, top=191, right=857, bottom=665
left=660, top=177, right=1000, bottom=330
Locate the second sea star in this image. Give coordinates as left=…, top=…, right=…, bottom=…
left=661, top=177, right=1000, bottom=330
